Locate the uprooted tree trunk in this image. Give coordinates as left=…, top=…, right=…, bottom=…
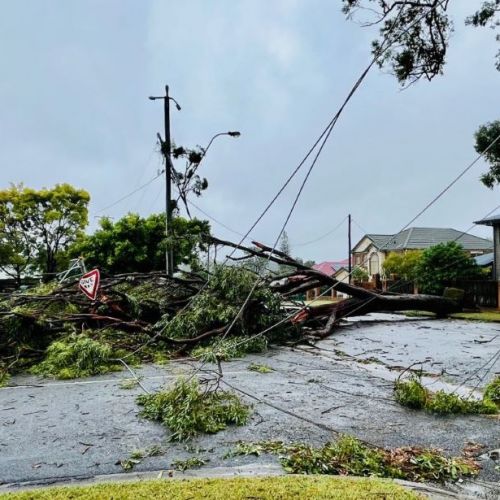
left=208, top=236, right=461, bottom=339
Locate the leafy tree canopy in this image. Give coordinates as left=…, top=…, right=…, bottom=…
left=352, top=266, right=369, bottom=282
left=382, top=250, right=422, bottom=280
left=416, top=242, right=484, bottom=295
left=70, top=213, right=210, bottom=274
left=0, top=183, right=89, bottom=280
left=474, top=120, right=500, bottom=188
left=342, top=1, right=499, bottom=85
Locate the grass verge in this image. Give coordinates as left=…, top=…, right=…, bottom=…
left=0, top=476, right=421, bottom=499
left=405, top=310, right=500, bottom=322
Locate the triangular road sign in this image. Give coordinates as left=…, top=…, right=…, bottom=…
left=79, top=269, right=100, bottom=301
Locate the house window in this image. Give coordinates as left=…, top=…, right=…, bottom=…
left=369, top=253, right=379, bottom=275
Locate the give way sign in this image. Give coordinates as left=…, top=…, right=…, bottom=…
left=79, top=269, right=100, bottom=300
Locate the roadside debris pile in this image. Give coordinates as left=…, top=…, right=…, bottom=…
left=0, top=260, right=294, bottom=381
left=137, top=377, right=251, bottom=441
left=394, top=374, right=500, bottom=415
left=0, top=236, right=463, bottom=382
left=229, top=435, right=480, bottom=483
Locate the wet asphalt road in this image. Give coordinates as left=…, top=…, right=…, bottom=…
left=1, top=315, right=499, bottom=487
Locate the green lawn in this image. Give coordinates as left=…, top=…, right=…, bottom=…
left=405, top=310, right=500, bottom=322
left=1, top=476, right=421, bottom=499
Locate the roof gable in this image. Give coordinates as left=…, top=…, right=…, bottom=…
left=313, top=259, right=350, bottom=276
left=353, top=227, right=492, bottom=253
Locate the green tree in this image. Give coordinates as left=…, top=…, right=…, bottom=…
left=352, top=266, right=369, bottom=282
left=416, top=242, right=484, bottom=295
left=70, top=213, right=209, bottom=274
left=474, top=120, right=500, bottom=188
left=342, top=1, right=499, bottom=85
left=0, top=210, right=34, bottom=285
left=0, top=184, right=89, bottom=280
left=382, top=250, right=422, bottom=280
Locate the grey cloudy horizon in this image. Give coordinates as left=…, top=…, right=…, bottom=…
left=1, top=0, right=499, bottom=263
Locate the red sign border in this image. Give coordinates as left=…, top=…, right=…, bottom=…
left=79, top=269, right=100, bottom=301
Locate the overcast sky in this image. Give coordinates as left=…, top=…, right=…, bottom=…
left=1, top=0, right=499, bottom=263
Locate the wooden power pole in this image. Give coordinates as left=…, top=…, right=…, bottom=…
left=149, top=85, right=180, bottom=277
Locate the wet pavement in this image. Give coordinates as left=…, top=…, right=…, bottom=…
left=1, top=314, right=499, bottom=491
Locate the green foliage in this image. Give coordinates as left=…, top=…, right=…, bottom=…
left=416, top=242, right=484, bottom=295
left=466, top=1, right=500, bottom=71
left=118, top=445, right=164, bottom=470
left=162, top=265, right=285, bottom=341
left=474, top=120, right=500, bottom=188
left=247, top=363, right=273, bottom=374
left=0, top=183, right=89, bottom=279
left=30, top=335, right=122, bottom=379
left=171, top=457, right=208, bottom=471
left=232, top=435, right=478, bottom=483
left=394, top=376, right=498, bottom=415
left=136, top=377, right=251, bottom=441
left=351, top=266, right=369, bottom=282
left=119, top=378, right=142, bottom=390
left=0, top=367, right=10, bottom=387
left=382, top=251, right=422, bottom=280
left=342, top=1, right=499, bottom=85
left=483, top=376, right=500, bottom=406
left=394, top=377, right=426, bottom=409
left=70, top=213, right=209, bottom=273
left=191, top=337, right=268, bottom=363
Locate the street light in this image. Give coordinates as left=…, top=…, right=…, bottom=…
left=204, top=131, right=241, bottom=156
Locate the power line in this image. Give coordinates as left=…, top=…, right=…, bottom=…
left=294, top=216, right=348, bottom=247
left=181, top=1, right=447, bottom=375
left=185, top=198, right=248, bottom=239
left=94, top=171, right=163, bottom=215
left=394, top=133, right=500, bottom=238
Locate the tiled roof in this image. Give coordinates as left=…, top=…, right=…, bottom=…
left=313, top=259, right=350, bottom=276
left=364, top=227, right=492, bottom=251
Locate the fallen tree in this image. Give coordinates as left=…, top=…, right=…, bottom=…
left=209, top=236, right=461, bottom=339
left=0, top=236, right=461, bottom=380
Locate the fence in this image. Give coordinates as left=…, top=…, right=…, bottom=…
left=444, top=280, right=498, bottom=309
left=380, top=278, right=499, bottom=309
left=0, top=277, right=40, bottom=293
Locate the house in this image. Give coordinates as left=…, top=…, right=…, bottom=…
left=305, top=259, right=350, bottom=301
left=352, top=227, right=493, bottom=280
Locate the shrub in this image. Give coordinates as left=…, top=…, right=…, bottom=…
left=31, top=335, right=122, bottom=379
left=136, top=377, right=251, bottom=441
left=416, top=242, right=483, bottom=295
